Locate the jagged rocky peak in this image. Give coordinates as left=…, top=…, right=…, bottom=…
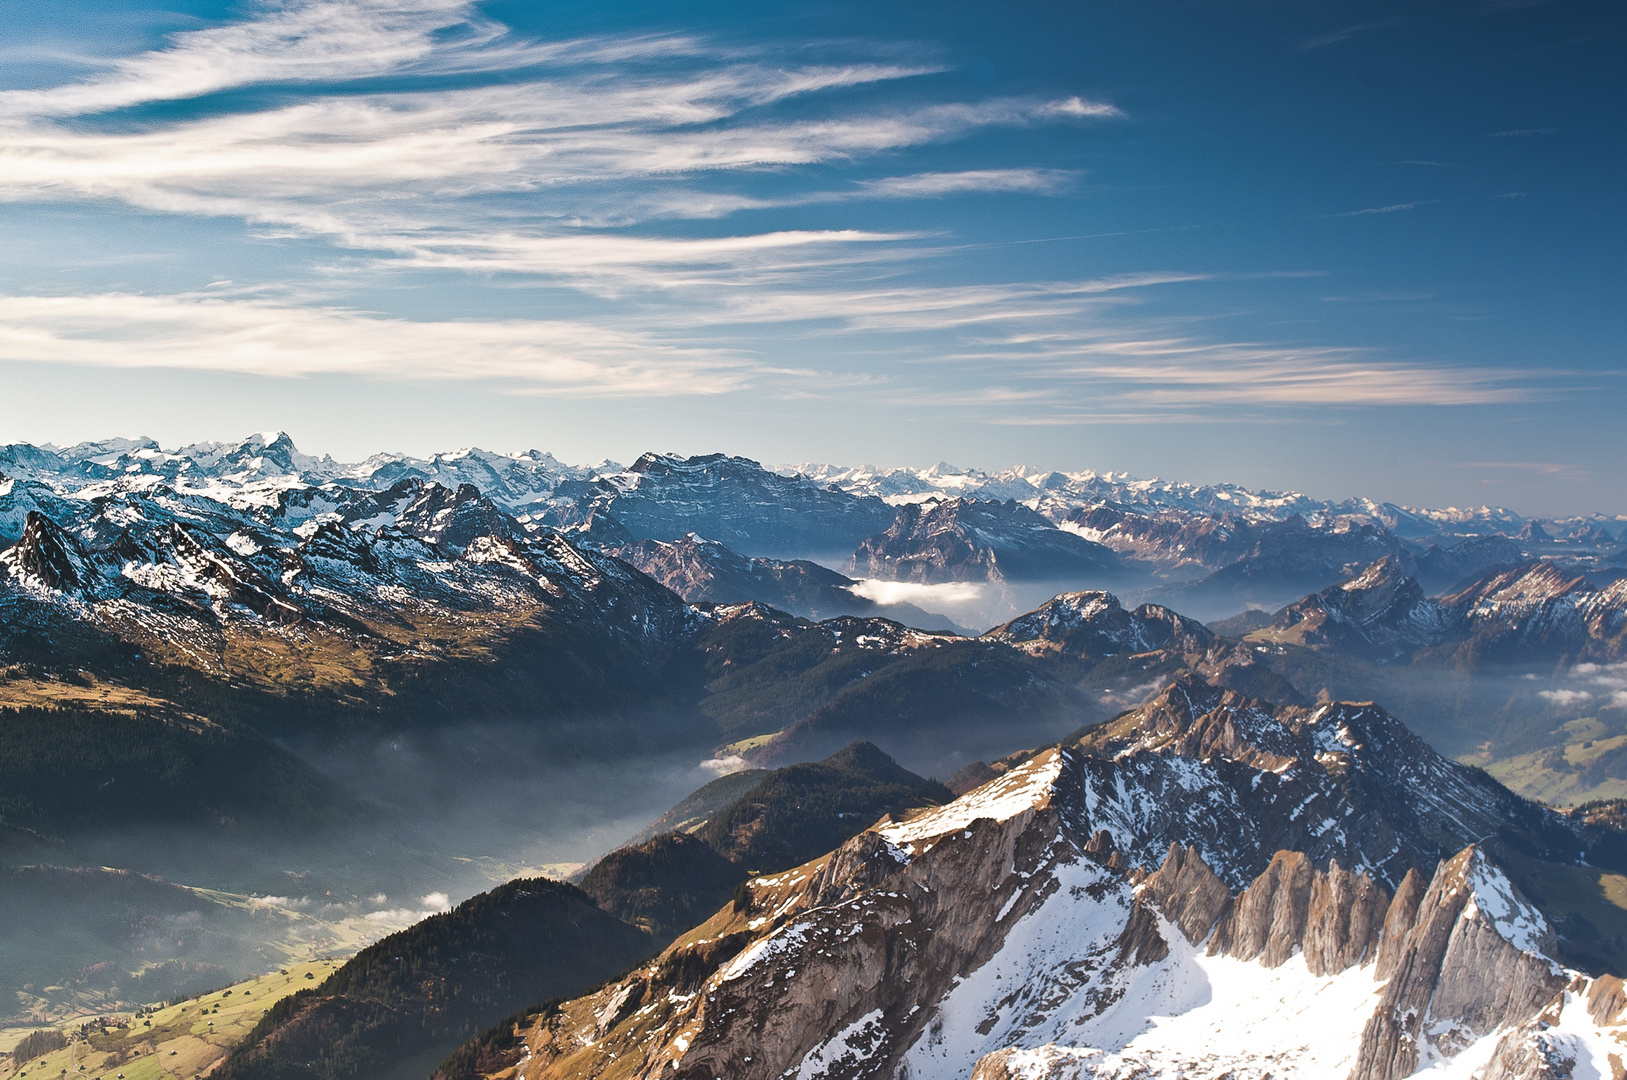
left=496, top=736, right=1623, bottom=1080
left=0, top=510, right=100, bottom=594
left=1439, top=559, right=1627, bottom=660
left=1066, top=677, right=1615, bottom=892
left=336, top=476, right=527, bottom=552
left=985, top=589, right=1214, bottom=659
left=1261, top=553, right=1455, bottom=656
left=627, top=450, right=736, bottom=475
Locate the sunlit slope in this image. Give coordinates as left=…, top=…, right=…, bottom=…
left=0, top=962, right=340, bottom=1080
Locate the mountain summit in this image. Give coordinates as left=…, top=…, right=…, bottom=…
left=469, top=680, right=1627, bottom=1079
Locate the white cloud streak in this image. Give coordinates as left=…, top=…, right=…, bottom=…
left=936, top=332, right=1533, bottom=408
left=0, top=292, right=755, bottom=395
left=0, top=0, right=479, bottom=117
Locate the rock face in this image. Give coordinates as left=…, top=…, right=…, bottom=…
left=850, top=498, right=1118, bottom=585
left=984, top=590, right=1214, bottom=661
left=349, top=478, right=528, bottom=552
left=1261, top=554, right=1454, bottom=658
left=492, top=738, right=1626, bottom=1080
left=1440, top=560, right=1627, bottom=662
left=0, top=510, right=100, bottom=594
left=1349, top=847, right=1570, bottom=1080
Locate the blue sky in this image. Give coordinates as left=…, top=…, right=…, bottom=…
left=0, top=0, right=1621, bottom=514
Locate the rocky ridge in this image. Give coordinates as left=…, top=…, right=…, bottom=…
left=1258, top=554, right=1456, bottom=658
left=984, top=590, right=1215, bottom=661
left=612, top=532, right=956, bottom=629
left=1252, top=556, right=1627, bottom=664
left=1439, top=560, right=1627, bottom=662
left=492, top=717, right=1625, bottom=1080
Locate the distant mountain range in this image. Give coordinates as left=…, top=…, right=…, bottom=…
left=4, top=430, right=1627, bottom=1055
left=4, top=433, right=1621, bottom=544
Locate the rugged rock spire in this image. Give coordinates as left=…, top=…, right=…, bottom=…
left=0, top=510, right=99, bottom=594
left=483, top=739, right=1625, bottom=1080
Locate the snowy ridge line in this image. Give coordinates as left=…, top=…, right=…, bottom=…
left=5, top=434, right=1622, bottom=537
left=878, top=749, right=1064, bottom=846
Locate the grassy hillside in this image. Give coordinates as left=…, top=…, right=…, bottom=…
left=0, top=866, right=442, bottom=1029
left=0, top=961, right=341, bottom=1080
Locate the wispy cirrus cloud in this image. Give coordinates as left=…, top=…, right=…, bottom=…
left=692, top=274, right=1210, bottom=330
left=0, top=0, right=482, bottom=117
left=925, top=328, right=1538, bottom=414
left=0, top=292, right=756, bottom=395
left=0, top=274, right=1553, bottom=417
left=1297, top=19, right=1404, bottom=51
left=0, top=0, right=1560, bottom=429
left=0, top=34, right=1104, bottom=297
left=1333, top=201, right=1431, bottom=217
left=853, top=168, right=1078, bottom=198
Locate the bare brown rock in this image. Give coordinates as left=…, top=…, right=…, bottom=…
left=969, top=1049, right=1021, bottom=1080
left=1140, top=843, right=1231, bottom=945
left=1589, top=973, right=1627, bottom=1026
left=1349, top=846, right=1567, bottom=1080
left=516, top=750, right=1096, bottom=1080
left=1373, top=866, right=1425, bottom=980
left=1302, top=860, right=1389, bottom=976
left=1208, top=849, right=1314, bottom=966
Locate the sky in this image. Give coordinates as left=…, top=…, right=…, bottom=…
left=0, top=0, right=1621, bottom=516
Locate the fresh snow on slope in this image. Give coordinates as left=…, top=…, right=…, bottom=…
left=900, top=858, right=1384, bottom=1080
left=878, top=751, right=1063, bottom=846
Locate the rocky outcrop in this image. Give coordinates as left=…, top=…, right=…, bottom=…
left=1139, top=843, right=1230, bottom=944
left=1372, top=867, right=1424, bottom=979
left=0, top=510, right=99, bottom=594
left=1350, top=847, right=1568, bottom=1080
left=1141, top=845, right=1388, bottom=975
left=984, top=590, right=1214, bottom=660
left=1207, top=849, right=1316, bottom=966
left=1262, top=554, right=1455, bottom=657
left=167, top=523, right=304, bottom=623
left=1301, top=859, right=1390, bottom=975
